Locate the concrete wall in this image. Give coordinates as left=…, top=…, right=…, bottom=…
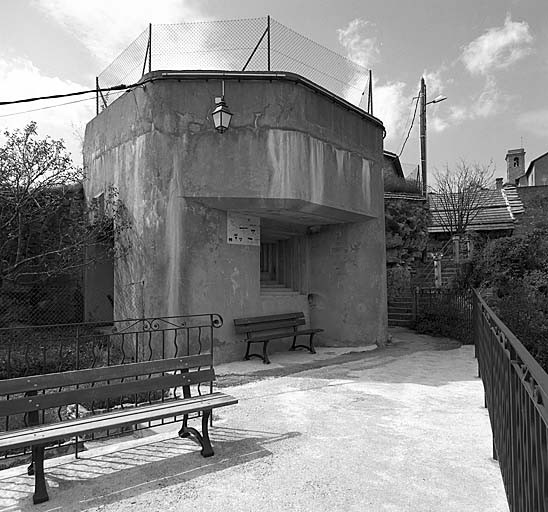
left=83, top=73, right=387, bottom=363
left=309, top=220, right=387, bottom=346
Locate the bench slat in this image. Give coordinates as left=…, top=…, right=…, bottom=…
left=234, top=312, right=304, bottom=326
left=0, top=368, right=215, bottom=416
left=248, top=328, right=323, bottom=342
left=0, top=353, right=213, bottom=396
left=0, top=392, right=238, bottom=451
left=234, top=318, right=305, bottom=334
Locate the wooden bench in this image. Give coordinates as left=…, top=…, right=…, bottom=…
left=234, top=312, right=323, bottom=364
left=0, top=353, right=237, bottom=504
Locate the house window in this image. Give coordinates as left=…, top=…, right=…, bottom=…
left=513, top=157, right=519, bottom=167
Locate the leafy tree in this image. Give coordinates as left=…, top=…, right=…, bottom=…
left=430, top=160, right=495, bottom=235
left=0, top=121, right=129, bottom=285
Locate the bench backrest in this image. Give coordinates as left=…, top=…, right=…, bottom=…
left=234, top=312, right=306, bottom=334
left=0, top=353, right=213, bottom=417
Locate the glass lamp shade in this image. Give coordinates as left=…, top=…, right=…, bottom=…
left=212, top=99, right=233, bottom=133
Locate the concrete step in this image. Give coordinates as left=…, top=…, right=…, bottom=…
left=387, top=306, right=412, bottom=314
left=388, top=312, right=413, bottom=321
left=388, top=302, right=413, bottom=313
left=388, top=318, right=413, bottom=327
left=260, top=288, right=300, bottom=296
left=260, top=282, right=287, bottom=288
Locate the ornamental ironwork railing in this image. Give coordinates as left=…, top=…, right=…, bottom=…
left=0, top=313, right=222, bottom=466
left=96, top=16, right=371, bottom=113
left=473, top=289, right=548, bottom=511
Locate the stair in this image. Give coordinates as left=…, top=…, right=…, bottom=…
left=412, top=262, right=460, bottom=289
left=388, top=293, right=414, bottom=327
left=260, top=281, right=300, bottom=296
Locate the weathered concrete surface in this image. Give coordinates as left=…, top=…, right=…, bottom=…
left=83, top=73, right=388, bottom=362
left=0, top=329, right=508, bottom=511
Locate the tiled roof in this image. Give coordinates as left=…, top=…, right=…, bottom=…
left=428, top=186, right=524, bottom=233
left=384, top=192, right=425, bottom=202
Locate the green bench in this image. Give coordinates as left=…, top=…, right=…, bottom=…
left=234, top=312, right=323, bottom=364
left=0, top=353, right=237, bottom=504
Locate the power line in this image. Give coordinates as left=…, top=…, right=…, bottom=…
left=398, top=90, right=420, bottom=157
left=0, top=91, right=126, bottom=119
left=397, top=99, right=415, bottom=151
left=0, top=83, right=132, bottom=107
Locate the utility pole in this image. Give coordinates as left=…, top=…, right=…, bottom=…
left=420, top=76, right=427, bottom=197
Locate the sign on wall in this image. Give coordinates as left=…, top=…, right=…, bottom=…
left=227, top=212, right=260, bottom=246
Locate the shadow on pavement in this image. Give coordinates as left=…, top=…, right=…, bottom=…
left=217, top=333, right=469, bottom=388
left=1, top=427, right=300, bottom=511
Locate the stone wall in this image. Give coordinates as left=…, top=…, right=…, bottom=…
left=514, top=186, right=548, bottom=235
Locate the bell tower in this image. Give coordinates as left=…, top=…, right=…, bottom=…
left=505, top=148, right=525, bottom=184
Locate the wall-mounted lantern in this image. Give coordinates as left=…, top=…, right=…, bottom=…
left=212, top=80, right=232, bottom=133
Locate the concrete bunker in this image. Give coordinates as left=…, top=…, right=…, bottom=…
left=83, top=71, right=388, bottom=362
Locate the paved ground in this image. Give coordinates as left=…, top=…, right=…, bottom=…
left=0, top=328, right=508, bottom=511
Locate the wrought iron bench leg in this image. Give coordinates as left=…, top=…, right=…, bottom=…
left=32, top=445, right=49, bottom=504
left=263, top=341, right=271, bottom=364
left=178, top=409, right=214, bottom=457
left=290, top=335, right=297, bottom=351
left=308, top=333, right=317, bottom=354
left=244, top=341, right=251, bottom=360
left=292, top=333, right=317, bottom=354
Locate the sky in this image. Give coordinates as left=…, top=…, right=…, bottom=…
left=1, top=0, right=547, bottom=187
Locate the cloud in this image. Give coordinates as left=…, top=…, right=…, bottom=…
left=517, top=108, right=548, bottom=137
left=423, top=68, right=447, bottom=98
left=373, top=81, right=412, bottom=144
left=34, top=0, right=204, bottom=66
left=461, top=14, right=533, bottom=75
left=337, top=19, right=410, bottom=144
left=448, top=76, right=508, bottom=123
left=0, top=57, right=95, bottom=164
left=337, top=18, right=380, bottom=68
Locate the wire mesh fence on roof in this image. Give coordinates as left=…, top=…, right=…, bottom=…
left=96, top=16, right=370, bottom=110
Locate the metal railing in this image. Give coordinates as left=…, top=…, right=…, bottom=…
left=0, top=313, right=222, bottom=465
left=473, top=289, right=548, bottom=511
left=414, top=287, right=473, bottom=344
left=96, top=16, right=371, bottom=113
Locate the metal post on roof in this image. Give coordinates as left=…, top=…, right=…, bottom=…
left=267, top=15, right=271, bottom=71
left=95, top=77, right=99, bottom=115
left=368, top=69, right=373, bottom=116
left=148, top=23, right=152, bottom=74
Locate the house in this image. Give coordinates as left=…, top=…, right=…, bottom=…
left=517, top=150, right=548, bottom=187
left=83, top=70, right=388, bottom=362
left=428, top=186, right=524, bottom=236
left=382, top=150, right=404, bottom=181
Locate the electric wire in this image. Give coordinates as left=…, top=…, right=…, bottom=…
left=0, top=83, right=133, bottom=107
left=0, top=91, right=124, bottom=118
left=396, top=98, right=415, bottom=153
left=398, top=91, right=420, bottom=157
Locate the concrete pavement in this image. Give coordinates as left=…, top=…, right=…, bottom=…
left=0, top=328, right=508, bottom=511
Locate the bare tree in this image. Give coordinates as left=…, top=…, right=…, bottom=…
left=431, top=160, right=495, bottom=235
left=0, top=122, right=130, bottom=285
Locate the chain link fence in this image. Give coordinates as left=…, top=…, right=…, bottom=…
left=97, top=16, right=370, bottom=110
left=0, top=282, right=84, bottom=327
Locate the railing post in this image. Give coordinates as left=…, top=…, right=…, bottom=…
left=434, top=257, right=442, bottom=288
left=412, top=286, right=419, bottom=323
left=452, top=235, right=460, bottom=264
